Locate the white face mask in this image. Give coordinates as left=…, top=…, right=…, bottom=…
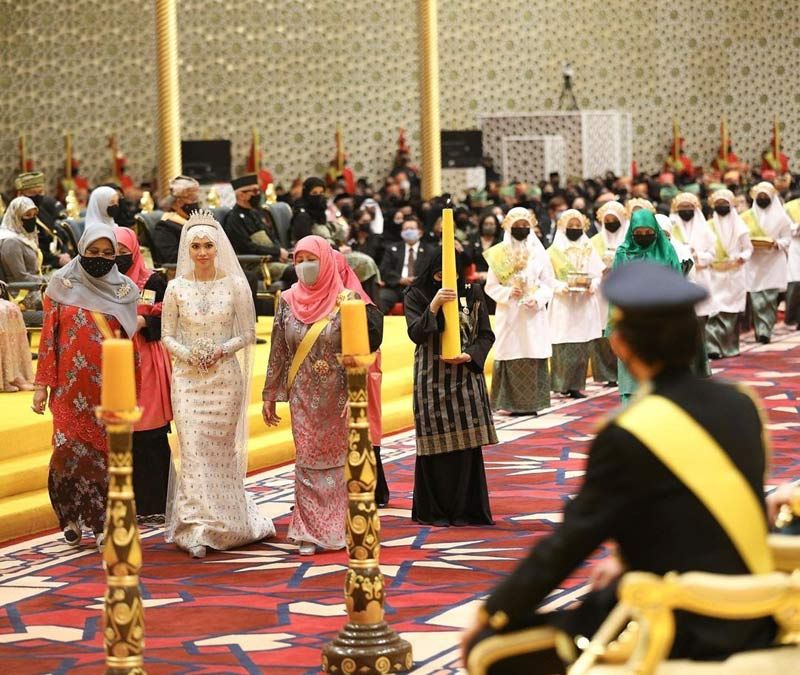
left=296, top=260, right=320, bottom=286
left=401, top=229, right=420, bottom=243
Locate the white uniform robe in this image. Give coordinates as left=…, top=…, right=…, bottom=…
left=708, top=212, right=753, bottom=314
left=745, top=201, right=792, bottom=292
left=670, top=211, right=718, bottom=318
left=485, top=238, right=555, bottom=361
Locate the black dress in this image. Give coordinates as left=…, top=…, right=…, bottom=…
left=404, top=282, right=497, bottom=526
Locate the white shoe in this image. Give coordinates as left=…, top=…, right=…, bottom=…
left=189, top=545, right=207, bottom=559
left=63, top=522, right=81, bottom=547
left=299, top=541, right=316, bottom=556
left=95, top=532, right=105, bottom=551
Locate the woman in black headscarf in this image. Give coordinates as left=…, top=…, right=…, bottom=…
left=404, top=247, right=496, bottom=526
left=290, top=176, right=340, bottom=246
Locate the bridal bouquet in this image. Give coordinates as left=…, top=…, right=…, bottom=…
left=190, top=337, right=218, bottom=373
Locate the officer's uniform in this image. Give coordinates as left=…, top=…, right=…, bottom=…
left=466, top=262, right=775, bottom=674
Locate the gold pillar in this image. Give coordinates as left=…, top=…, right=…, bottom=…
left=155, top=0, right=182, bottom=199
left=321, top=355, right=413, bottom=674
left=418, top=0, right=442, bottom=200
left=97, top=407, right=145, bottom=675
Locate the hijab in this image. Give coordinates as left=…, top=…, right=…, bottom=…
left=301, top=177, right=327, bottom=223
left=282, top=235, right=344, bottom=323
left=333, top=250, right=374, bottom=305
left=45, top=223, right=139, bottom=337
left=85, top=186, right=118, bottom=227
left=552, top=209, right=590, bottom=249
left=595, top=201, right=629, bottom=248
left=410, top=246, right=469, bottom=302
left=0, top=196, right=39, bottom=251
left=613, top=209, right=680, bottom=271
left=751, top=181, right=792, bottom=237
left=115, top=227, right=152, bottom=289
left=709, top=189, right=750, bottom=256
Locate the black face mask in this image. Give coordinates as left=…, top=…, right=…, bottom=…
left=604, top=219, right=621, bottom=232
left=21, top=217, right=37, bottom=233
left=79, top=255, right=116, bottom=278
left=510, top=227, right=529, bottom=241
left=565, top=228, right=583, bottom=241
left=358, top=223, right=371, bottom=233
left=30, top=194, right=44, bottom=207
left=726, top=183, right=739, bottom=193
left=339, top=204, right=354, bottom=220
left=115, top=253, right=134, bottom=274
left=633, top=232, right=656, bottom=248
left=248, top=193, right=262, bottom=209
left=714, top=204, right=731, bottom=216
left=481, top=226, right=496, bottom=237
left=181, top=201, right=200, bottom=216
left=106, top=203, right=121, bottom=220
left=756, top=196, right=771, bottom=209
left=678, top=209, right=694, bottom=222
left=307, top=194, right=326, bottom=212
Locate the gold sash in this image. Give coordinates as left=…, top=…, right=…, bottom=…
left=707, top=219, right=730, bottom=264
left=90, top=310, right=114, bottom=339
left=784, top=199, right=800, bottom=225
left=615, top=394, right=772, bottom=575
left=741, top=209, right=768, bottom=239
left=287, top=308, right=339, bottom=389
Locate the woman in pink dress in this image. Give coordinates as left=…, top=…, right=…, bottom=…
left=262, top=236, right=382, bottom=555
left=115, top=228, right=173, bottom=521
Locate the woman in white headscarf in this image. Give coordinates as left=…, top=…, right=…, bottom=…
left=669, top=193, right=718, bottom=375
left=741, top=181, right=792, bottom=343
left=485, top=207, right=555, bottom=415
left=31, top=224, right=139, bottom=550
left=547, top=210, right=604, bottom=398
left=0, top=196, right=45, bottom=325
left=84, top=185, right=121, bottom=228
left=161, top=210, right=274, bottom=558
left=704, top=190, right=753, bottom=358
left=589, top=201, right=628, bottom=386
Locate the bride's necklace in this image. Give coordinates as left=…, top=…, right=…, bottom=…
left=193, top=269, right=218, bottom=314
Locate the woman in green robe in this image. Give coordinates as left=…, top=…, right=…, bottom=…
left=610, top=210, right=681, bottom=402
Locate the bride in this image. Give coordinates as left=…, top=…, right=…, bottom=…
left=161, top=209, right=274, bottom=558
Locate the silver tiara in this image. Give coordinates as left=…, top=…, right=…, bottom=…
left=185, top=209, right=220, bottom=229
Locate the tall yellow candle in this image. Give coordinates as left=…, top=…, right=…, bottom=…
left=341, top=299, right=370, bottom=356
left=440, top=208, right=461, bottom=359
left=101, top=338, right=137, bottom=411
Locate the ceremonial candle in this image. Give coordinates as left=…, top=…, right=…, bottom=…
left=440, top=208, right=462, bottom=359
left=341, top=299, right=370, bottom=356
left=101, top=338, right=137, bottom=411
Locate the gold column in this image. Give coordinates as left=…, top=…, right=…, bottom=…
left=418, top=0, right=442, bottom=200
left=155, top=0, right=182, bottom=199
left=322, top=355, right=413, bottom=675
left=97, top=407, right=146, bottom=675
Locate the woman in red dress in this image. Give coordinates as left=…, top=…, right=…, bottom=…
left=115, top=228, right=173, bottom=522
left=31, top=224, right=139, bottom=550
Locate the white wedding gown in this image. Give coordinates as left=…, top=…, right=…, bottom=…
left=162, top=274, right=275, bottom=551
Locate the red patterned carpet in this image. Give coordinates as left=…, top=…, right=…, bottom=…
left=1, top=328, right=799, bottom=674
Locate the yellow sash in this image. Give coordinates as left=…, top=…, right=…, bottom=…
left=287, top=309, right=338, bottom=389
left=671, top=222, right=687, bottom=245
left=547, top=246, right=575, bottom=281
left=615, top=394, right=772, bottom=575
left=741, top=209, right=768, bottom=238
left=590, top=232, right=606, bottom=257
left=785, top=199, right=800, bottom=225
left=707, top=219, right=730, bottom=263
left=90, top=310, right=115, bottom=339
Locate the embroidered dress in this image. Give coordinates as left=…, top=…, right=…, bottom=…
left=0, top=299, right=33, bottom=390
left=34, top=297, right=120, bottom=534
left=162, top=275, right=274, bottom=551
left=262, top=298, right=349, bottom=550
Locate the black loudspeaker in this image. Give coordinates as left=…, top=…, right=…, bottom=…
left=181, top=140, right=232, bottom=183
left=441, top=130, right=483, bottom=168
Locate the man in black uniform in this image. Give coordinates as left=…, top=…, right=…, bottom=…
left=463, top=261, right=775, bottom=674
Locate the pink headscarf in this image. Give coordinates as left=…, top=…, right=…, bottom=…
left=282, top=235, right=344, bottom=323
left=333, top=250, right=374, bottom=306
left=115, top=227, right=151, bottom=289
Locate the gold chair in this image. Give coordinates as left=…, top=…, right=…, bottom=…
left=569, top=569, right=800, bottom=675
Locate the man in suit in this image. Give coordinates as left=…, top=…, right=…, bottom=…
left=463, top=261, right=775, bottom=674
left=378, top=215, right=430, bottom=313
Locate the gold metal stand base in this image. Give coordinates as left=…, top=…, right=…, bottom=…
left=322, top=622, right=413, bottom=674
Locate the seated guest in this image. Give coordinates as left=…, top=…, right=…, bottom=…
left=291, top=177, right=348, bottom=248
left=222, top=173, right=289, bottom=282
left=463, top=262, right=776, bottom=674
left=379, top=216, right=430, bottom=313
left=152, top=175, right=201, bottom=265
left=0, top=281, right=34, bottom=392
left=14, top=171, right=73, bottom=268
left=347, top=207, right=383, bottom=264
left=0, top=196, right=46, bottom=326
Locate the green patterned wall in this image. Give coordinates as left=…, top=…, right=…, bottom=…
left=1, top=0, right=798, bottom=191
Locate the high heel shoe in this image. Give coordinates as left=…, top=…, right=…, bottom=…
left=189, top=545, right=207, bottom=559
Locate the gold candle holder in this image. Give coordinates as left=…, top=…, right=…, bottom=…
left=96, top=406, right=146, bottom=675
left=322, top=354, right=413, bottom=674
